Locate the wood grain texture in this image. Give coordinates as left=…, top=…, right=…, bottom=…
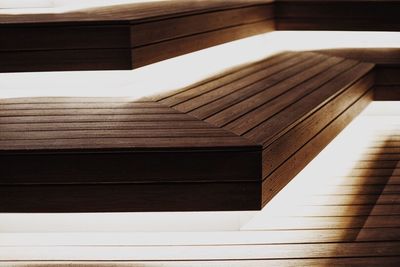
left=0, top=98, right=261, bottom=211
left=131, top=19, right=274, bottom=68
left=315, top=48, right=400, bottom=100
left=160, top=52, right=375, bottom=209
left=0, top=181, right=261, bottom=212
left=261, top=89, right=373, bottom=206
left=275, top=0, right=400, bottom=31
left=0, top=2, right=274, bottom=72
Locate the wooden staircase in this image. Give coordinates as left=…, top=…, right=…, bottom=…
left=0, top=51, right=375, bottom=212
left=0, top=0, right=398, bottom=212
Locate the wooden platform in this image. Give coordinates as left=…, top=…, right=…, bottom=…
left=0, top=51, right=376, bottom=212
left=157, top=51, right=375, bottom=207
left=1, top=0, right=399, bottom=72
left=1, top=103, right=399, bottom=265
left=0, top=0, right=274, bottom=72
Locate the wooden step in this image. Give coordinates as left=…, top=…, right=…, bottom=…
left=159, top=51, right=375, bottom=208
left=0, top=52, right=375, bottom=212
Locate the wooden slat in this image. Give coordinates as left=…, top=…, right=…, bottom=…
left=0, top=25, right=130, bottom=51
left=162, top=52, right=304, bottom=108
left=0, top=49, right=132, bottom=72
left=132, top=19, right=274, bottom=68
left=159, top=52, right=298, bottom=105
left=261, top=89, right=373, bottom=206
left=3, top=257, right=400, bottom=266
left=204, top=53, right=328, bottom=126
left=223, top=56, right=349, bottom=134
left=0, top=1, right=271, bottom=24
left=0, top=182, right=261, bottom=212
left=245, top=63, right=374, bottom=144
left=276, top=1, right=400, bottom=31
left=131, top=5, right=273, bottom=47
left=0, top=242, right=399, bottom=260
left=375, top=85, right=400, bottom=101
left=0, top=149, right=260, bottom=184
left=192, top=57, right=356, bottom=121
left=175, top=52, right=320, bottom=114
left=262, top=69, right=374, bottom=177
left=0, top=121, right=210, bottom=132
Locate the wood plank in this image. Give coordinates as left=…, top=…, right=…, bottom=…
left=0, top=149, right=261, bottom=184
left=246, top=63, right=374, bottom=144
left=375, top=85, right=400, bottom=100
left=2, top=228, right=400, bottom=246
left=265, top=204, right=400, bottom=217
left=0, top=121, right=210, bottom=132
left=159, top=52, right=297, bottom=105
left=0, top=97, right=143, bottom=104
left=0, top=136, right=258, bottom=151
left=0, top=182, right=261, bottom=212
left=0, top=129, right=237, bottom=140
left=262, top=72, right=375, bottom=177
left=376, top=66, right=400, bottom=85
left=132, top=20, right=274, bottom=68
left=0, top=114, right=195, bottom=124
left=323, top=176, right=400, bottom=186
left=275, top=1, right=400, bottom=31
left=0, top=108, right=180, bottom=117
left=299, top=194, right=400, bottom=206
left=175, top=52, right=321, bottom=114
left=0, top=49, right=131, bottom=72
left=0, top=242, right=399, bottom=260
left=276, top=18, right=400, bottom=31
left=315, top=48, right=400, bottom=65
left=224, top=56, right=349, bottom=134
left=0, top=102, right=162, bottom=110
left=0, top=1, right=270, bottom=24
left=162, top=53, right=306, bottom=110
left=0, top=25, right=130, bottom=51
left=261, top=90, right=373, bottom=206
left=244, top=215, right=400, bottom=230
left=3, top=257, right=399, bottom=266
left=131, top=5, right=273, bottom=47
left=205, top=53, right=328, bottom=127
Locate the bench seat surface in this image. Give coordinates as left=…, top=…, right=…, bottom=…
left=0, top=51, right=375, bottom=211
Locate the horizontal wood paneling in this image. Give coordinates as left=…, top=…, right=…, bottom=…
left=0, top=25, right=130, bottom=51
left=0, top=181, right=261, bottom=212
left=0, top=150, right=261, bottom=184
left=275, top=1, right=400, bottom=31
left=130, top=5, right=273, bottom=47
left=375, top=85, right=400, bottom=101
left=0, top=49, right=132, bottom=72
left=131, top=19, right=274, bottom=68
left=0, top=2, right=273, bottom=72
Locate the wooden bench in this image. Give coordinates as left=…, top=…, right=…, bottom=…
left=0, top=0, right=273, bottom=72
left=156, top=51, right=375, bottom=207
left=0, top=51, right=375, bottom=211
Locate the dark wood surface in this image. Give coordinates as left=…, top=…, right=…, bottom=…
left=275, top=0, right=400, bottom=31
left=0, top=1, right=271, bottom=24
left=0, top=51, right=377, bottom=211
left=316, top=48, right=400, bottom=101
left=0, top=97, right=261, bottom=212
left=159, top=51, right=375, bottom=205
left=0, top=1, right=274, bottom=72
